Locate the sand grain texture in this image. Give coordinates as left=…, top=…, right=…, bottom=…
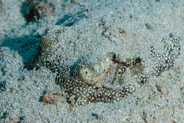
left=0, top=0, right=184, bottom=122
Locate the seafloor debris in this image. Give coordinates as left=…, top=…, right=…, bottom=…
left=21, top=0, right=57, bottom=22
left=37, top=32, right=181, bottom=106
left=41, top=91, right=60, bottom=104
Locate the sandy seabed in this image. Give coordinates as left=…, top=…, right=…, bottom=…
left=0, top=0, right=184, bottom=122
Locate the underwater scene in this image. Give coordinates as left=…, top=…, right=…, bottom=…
left=0, top=0, right=184, bottom=122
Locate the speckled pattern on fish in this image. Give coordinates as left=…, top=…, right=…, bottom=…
left=37, top=32, right=181, bottom=106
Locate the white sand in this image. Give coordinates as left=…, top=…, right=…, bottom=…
left=0, top=0, right=184, bottom=122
